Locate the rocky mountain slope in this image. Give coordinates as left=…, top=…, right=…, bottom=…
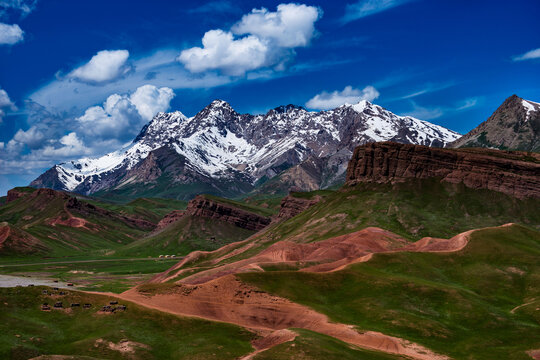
left=346, top=142, right=540, bottom=199
left=449, top=94, right=540, bottom=152
left=31, top=100, right=460, bottom=199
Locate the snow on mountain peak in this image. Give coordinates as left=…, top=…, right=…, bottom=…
left=522, top=99, right=539, bottom=121
left=33, top=98, right=461, bottom=193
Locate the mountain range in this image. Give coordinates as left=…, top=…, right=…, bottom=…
left=30, top=100, right=460, bottom=199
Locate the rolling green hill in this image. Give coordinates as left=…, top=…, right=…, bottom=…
left=0, top=286, right=253, bottom=359
left=240, top=224, right=540, bottom=359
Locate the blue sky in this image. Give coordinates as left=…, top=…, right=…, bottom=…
left=0, top=0, right=539, bottom=195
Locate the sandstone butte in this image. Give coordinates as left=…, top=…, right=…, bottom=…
left=346, top=141, right=540, bottom=199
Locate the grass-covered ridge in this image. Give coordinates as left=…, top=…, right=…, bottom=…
left=172, top=179, right=540, bottom=279
left=85, top=197, right=188, bottom=224
left=202, top=194, right=276, bottom=217
left=240, top=224, right=540, bottom=359
left=255, top=329, right=405, bottom=360
left=119, top=214, right=256, bottom=258
left=0, top=286, right=254, bottom=359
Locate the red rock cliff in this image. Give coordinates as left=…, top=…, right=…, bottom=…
left=346, top=142, right=540, bottom=199
left=186, top=196, right=271, bottom=231
left=273, top=195, right=321, bottom=222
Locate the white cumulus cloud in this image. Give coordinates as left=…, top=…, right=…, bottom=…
left=68, top=49, right=132, bottom=84
left=0, top=86, right=16, bottom=122
left=77, top=84, right=175, bottom=141
left=306, top=85, right=380, bottom=110
left=178, top=3, right=321, bottom=76
left=178, top=30, right=269, bottom=76
left=0, top=22, right=23, bottom=45
left=231, top=3, right=320, bottom=48
left=512, top=48, right=540, bottom=61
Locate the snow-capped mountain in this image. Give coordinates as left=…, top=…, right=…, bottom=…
left=31, top=99, right=461, bottom=199
left=450, top=95, right=540, bottom=152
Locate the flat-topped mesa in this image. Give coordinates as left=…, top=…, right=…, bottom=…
left=345, top=142, right=540, bottom=199
left=186, top=195, right=271, bottom=231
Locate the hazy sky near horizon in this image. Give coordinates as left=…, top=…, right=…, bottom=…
left=0, top=0, right=539, bottom=195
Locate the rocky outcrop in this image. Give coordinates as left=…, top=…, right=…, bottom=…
left=346, top=142, right=540, bottom=199
left=186, top=196, right=271, bottom=231
left=6, top=188, right=32, bottom=203
left=156, top=210, right=186, bottom=230
left=274, top=195, right=322, bottom=222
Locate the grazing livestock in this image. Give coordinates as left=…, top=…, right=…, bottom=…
left=71, top=303, right=80, bottom=307
left=53, top=302, right=62, bottom=308
left=83, top=303, right=92, bottom=309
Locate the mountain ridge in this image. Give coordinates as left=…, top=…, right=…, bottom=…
left=31, top=99, right=461, bottom=199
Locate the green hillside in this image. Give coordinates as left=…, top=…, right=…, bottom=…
left=240, top=224, right=540, bottom=359
left=0, top=286, right=253, bottom=359
left=120, top=214, right=256, bottom=257
left=171, top=179, right=540, bottom=280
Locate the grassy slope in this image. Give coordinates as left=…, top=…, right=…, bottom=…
left=272, top=180, right=540, bottom=244
left=0, top=191, right=147, bottom=258
left=85, top=197, right=187, bottom=224
left=255, top=329, right=405, bottom=360
left=240, top=224, right=540, bottom=359
left=119, top=214, right=256, bottom=257
left=175, top=179, right=540, bottom=279
left=92, top=174, right=254, bottom=202
left=0, top=189, right=191, bottom=259
left=254, top=329, right=405, bottom=360
left=0, top=286, right=253, bottom=359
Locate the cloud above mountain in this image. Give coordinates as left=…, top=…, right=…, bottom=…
left=67, top=50, right=133, bottom=85
left=77, top=85, right=174, bottom=140
left=1, top=85, right=175, bottom=175
left=306, top=85, right=379, bottom=110
left=178, top=3, right=321, bottom=76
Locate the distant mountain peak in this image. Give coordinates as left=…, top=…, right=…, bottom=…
left=450, top=94, right=540, bottom=152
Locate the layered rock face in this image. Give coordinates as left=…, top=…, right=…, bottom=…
left=155, top=210, right=186, bottom=231
left=186, top=196, right=271, bottom=231
left=273, top=195, right=322, bottom=222
left=346, top=142, right=540, bottom=199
